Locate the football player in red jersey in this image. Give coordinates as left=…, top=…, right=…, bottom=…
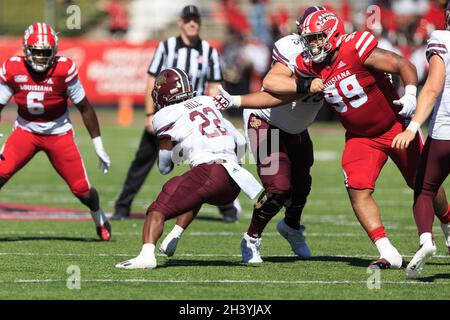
left=217, top=10, right=450, bottom=269
left=0, top=23, right=112, bottom=241
left=293, top=10, right=450, bottom=269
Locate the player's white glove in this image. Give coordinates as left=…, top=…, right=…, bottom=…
left=92, top=136, right=111, bottom=174
left=213, top=85, right=241, bottom=111
left=394, top=85, right=417, bottom=118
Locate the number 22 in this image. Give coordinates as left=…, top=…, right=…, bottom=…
left=189, top=107, right=228, bottom=138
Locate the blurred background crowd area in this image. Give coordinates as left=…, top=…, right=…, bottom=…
left=0, top=0, right=447, bottom=115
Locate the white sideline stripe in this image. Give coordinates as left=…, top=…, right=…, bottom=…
left=2, top=279, right=450, bottom=286
left=0, top=252, right=448, bottom=259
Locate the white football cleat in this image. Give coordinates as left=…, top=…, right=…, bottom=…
left=276, top=220, right=311, bottom=259
left=241, top=233, right=263, bottom=264
left=115, top=255, right=157, bottom=269
left=406, top=241, right=436, bottom=278
left=160, top=234, right=179, bottom=257
left=440, top=223, right=450, bottom=254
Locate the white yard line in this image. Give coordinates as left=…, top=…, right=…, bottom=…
left=0, top=252, right=448, bottom=259
left=0, top=278, right=449, bottom=286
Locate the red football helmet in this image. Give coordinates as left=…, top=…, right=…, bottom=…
left=152, top=68, right=194, bottom=110
left=300, top=10, right=345, bottom=63
left=23, top=22, right=58, bottom=73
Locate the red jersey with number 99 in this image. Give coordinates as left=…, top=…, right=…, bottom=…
left=295, top=30, right=401, bottom=137
left=0, top=55, right=78, bottom=122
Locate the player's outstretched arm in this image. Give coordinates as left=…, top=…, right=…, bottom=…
left=262, top=62, right=298, bottom=94
left=75, top=98, right=111, bottom=174
left=214, top=85, right=303, bottom=110
left=365, top=48, right=418, bottom=117
left=392, top=55, right=445, bottom=150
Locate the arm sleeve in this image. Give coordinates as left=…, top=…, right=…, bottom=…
left=158, top=149, right=174, bottom=175
left=354, top=31, right=378, bottom=62
left=65, top=60, right=79, bottom=84
left=206, top=47, right=223, bottom=82
left=148, top=41, right=167, bottom=76
left=272, top=36, right=300, bottom=74
left=0, top=82, right=13, bottom=105
left=426, top=31, right=449, bottom=64
left=67, top=78, right=86, bottom=104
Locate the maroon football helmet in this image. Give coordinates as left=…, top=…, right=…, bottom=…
left=152, top=68, right=194, bottom=109
left=296, top=5, right=326, bottom=35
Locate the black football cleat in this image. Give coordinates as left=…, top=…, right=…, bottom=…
left=96, top=221, right=112, bottom=241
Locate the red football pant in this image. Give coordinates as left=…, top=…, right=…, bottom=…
left=342, top=120, right=424, bottom=190
left=0, top=127, right=91, bottom=196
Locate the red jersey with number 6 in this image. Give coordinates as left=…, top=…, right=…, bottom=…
left=295, top=30, right=401, bottom=137
left=0, top=55, right=78, bottom=122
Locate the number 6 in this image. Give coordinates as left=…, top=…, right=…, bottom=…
left=27, top=92, right=45, bottom=115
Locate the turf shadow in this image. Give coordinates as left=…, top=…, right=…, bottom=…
left=159, top=259, right=244, bottom=268
left=263, top=255, right=372, bottom=267
left=303, top=255, right=372, bottom=268
left=194, top=216, right=227, bottom=223
left=415, top=273, right=450, bottom=282
left=263, top=256, right=302, bottom=263
left=0, top=236, right=102, bottom=242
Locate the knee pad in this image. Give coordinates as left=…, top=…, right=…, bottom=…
left=253, top=191, right=289, bottom=221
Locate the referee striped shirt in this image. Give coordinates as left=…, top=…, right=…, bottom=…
left=148, top=36, right=222, bottom=95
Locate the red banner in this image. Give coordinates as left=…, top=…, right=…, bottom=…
left=0, top=37, right=158, bottom=104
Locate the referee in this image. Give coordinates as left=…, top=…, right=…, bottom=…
left=112, top=5, right=241, bottom=221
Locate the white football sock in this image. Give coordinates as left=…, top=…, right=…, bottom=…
left=168, top=225, right=184, bottom=238
left=375, top=237, right=400, bottom=258
left=419, top=232, right=432, bottom=246
left=90, top=207, right=106, bottom=227
left=139, top=243, right=156, bottom=260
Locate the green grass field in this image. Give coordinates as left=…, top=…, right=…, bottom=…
left=0, top=107, right=449, bottom=300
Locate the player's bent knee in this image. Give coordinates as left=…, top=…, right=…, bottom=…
left=253, top=191, right=289, bottom=220
left=345, top=175, right=373, bottom=191
left=70, top=180, right=91, bottom=197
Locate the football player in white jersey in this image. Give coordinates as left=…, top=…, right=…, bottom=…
left=157, top=6, right=326, bottom=263
left=392, top=5, right=450, bottom=277
left=210, top=6, right=324, bottom=264
left=237, top=6, right=326, bottom=263
left=115, top=68, right=261, bottom=269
